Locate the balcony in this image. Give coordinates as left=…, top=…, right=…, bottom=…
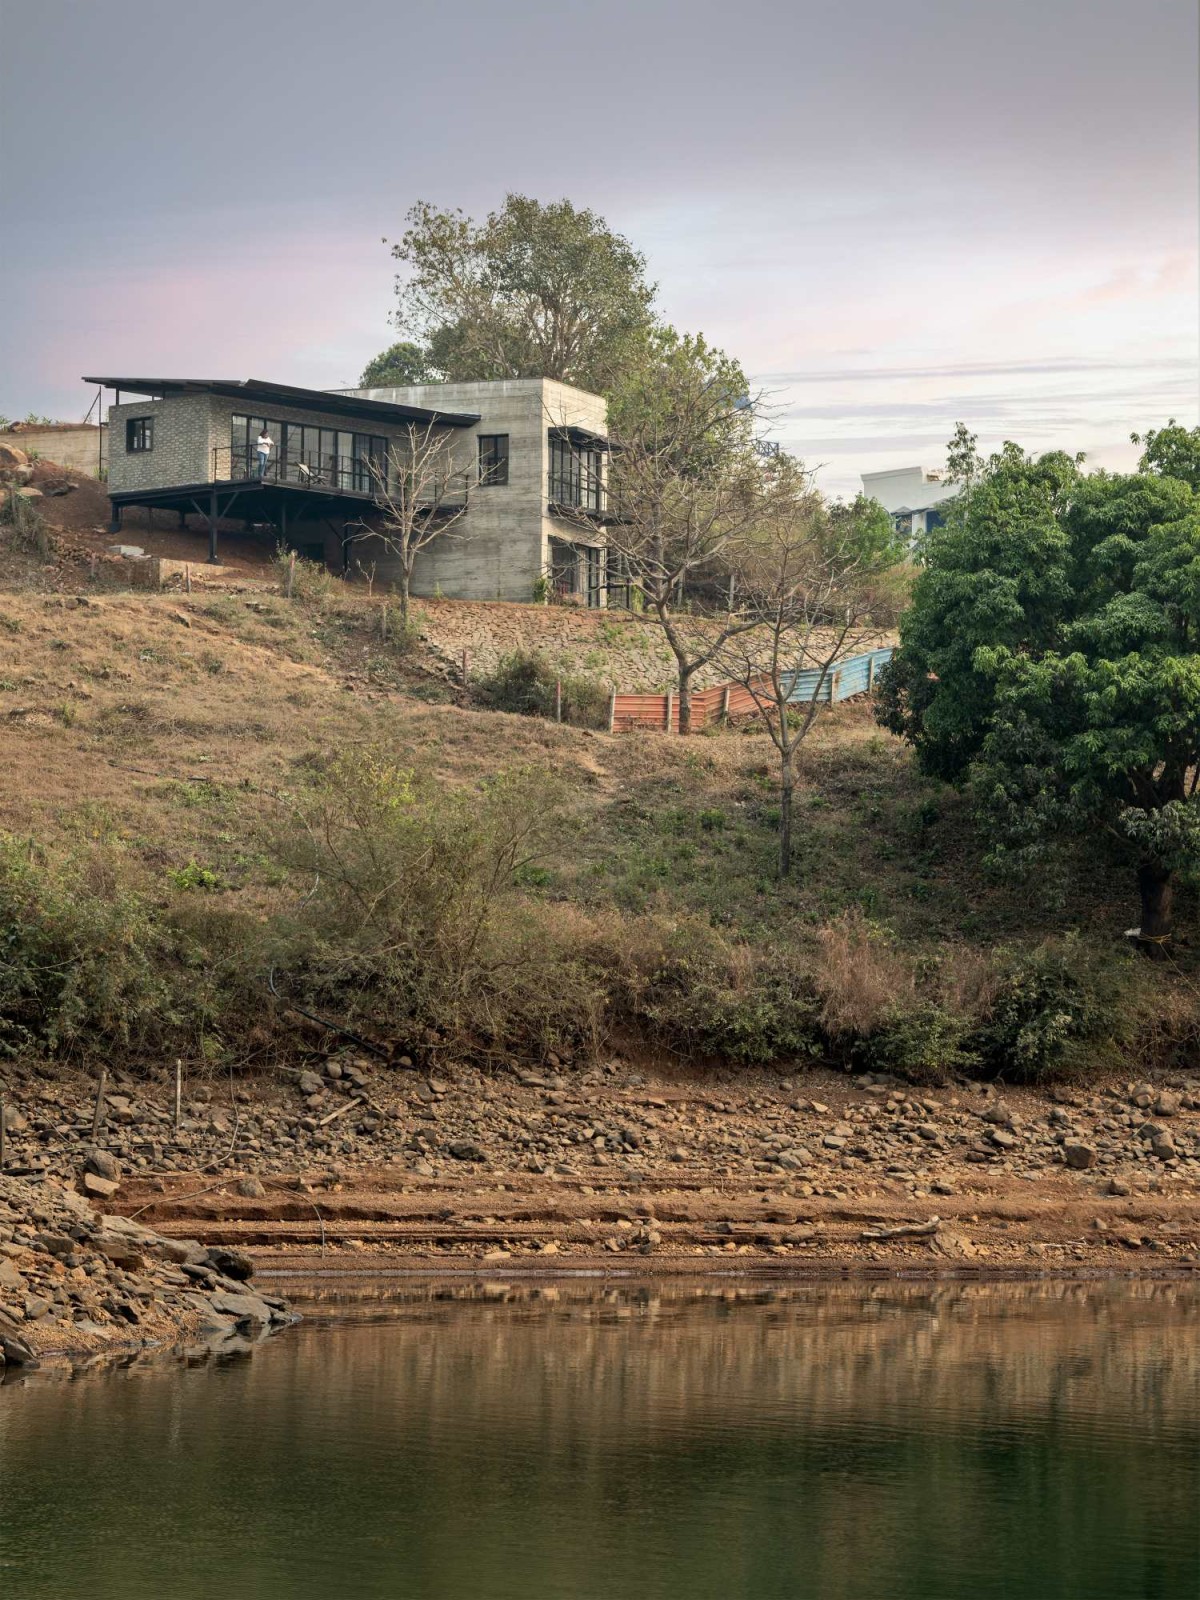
left=211, top=445, right=470, bottom=512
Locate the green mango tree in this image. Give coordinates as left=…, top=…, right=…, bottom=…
left=878, top=425, right=1200, bottom=948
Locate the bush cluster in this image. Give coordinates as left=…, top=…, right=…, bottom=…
left=0, top=757, right=1182, bottom=1083
left=473, top=650, right=610, bottom=729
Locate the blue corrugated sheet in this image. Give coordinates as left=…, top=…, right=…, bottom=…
left=785, top=647, right=894, bottom=704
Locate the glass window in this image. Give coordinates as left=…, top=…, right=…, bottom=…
left=126, top=417, right=153, bottom=452
left=478, top=434, right=510, bottom=486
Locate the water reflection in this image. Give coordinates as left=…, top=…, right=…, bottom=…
left=1, top=1280, right=1197, bottom=1600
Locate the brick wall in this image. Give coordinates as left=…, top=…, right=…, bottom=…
left=107, top=395, right=215, bottom=493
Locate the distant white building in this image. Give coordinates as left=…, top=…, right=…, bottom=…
left=861, top=465, right=959, bottom=540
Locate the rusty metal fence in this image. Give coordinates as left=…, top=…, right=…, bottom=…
left=607, top=647, right=894, bottom=733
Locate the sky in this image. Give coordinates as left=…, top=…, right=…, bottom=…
left=0, top=0, right=1196, bottom=497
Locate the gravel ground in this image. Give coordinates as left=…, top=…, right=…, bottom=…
left=4, top=1057, right=1198, bottom=1276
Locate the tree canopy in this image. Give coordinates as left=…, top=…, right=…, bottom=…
left=359, top=341, right=432, bottom=388
left=377, top=195, right=657, bottom=393
left=877, top=428, right=1200, bottom=943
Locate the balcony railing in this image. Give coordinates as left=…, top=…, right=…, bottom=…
left=211, top=446, right=469, bottom=511
left=548, top=466, right=606, bottom=516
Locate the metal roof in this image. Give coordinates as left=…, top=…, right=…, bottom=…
left=82, top=377, right=481, bottom=428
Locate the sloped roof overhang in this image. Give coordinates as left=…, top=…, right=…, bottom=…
left=82, top=376, right=480, bottom=428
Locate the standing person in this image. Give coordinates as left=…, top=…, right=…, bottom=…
left=256, top=426, right=274, bottom=479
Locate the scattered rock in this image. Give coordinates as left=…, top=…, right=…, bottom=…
left=84, top=1148, right=122, bottom=1183
left=1063, top=1142, right=1097, bottom=1171
left=205, top=1247, right=254, bottom=1282
left=81, top=1171, right=120, bottom=1199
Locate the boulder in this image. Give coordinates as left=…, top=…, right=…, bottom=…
left=0, top=1258, right=26, bottom=1293
left=1063, top=1142, right=1097, bottom=1171
left=204, top=1247, right=253, bottom=1282
left=81, top=1172, right=119, bottom=1200
left=0, top=442, right=31, bottom=484
left=209, top=1290, right=272, bottom=1329
left=85, top=1148, right=122, bottom=1183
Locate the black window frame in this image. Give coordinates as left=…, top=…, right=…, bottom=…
left=125, top=416, right=154, bottom=453
left=550, top=436, right=603, bottom=512
left=478, top=434, right=510, bottom=486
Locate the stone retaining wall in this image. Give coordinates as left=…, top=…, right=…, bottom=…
left=414, top=599, right=704, bottom=691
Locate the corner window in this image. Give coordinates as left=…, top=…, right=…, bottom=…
left=126, top=417, right=154, bottom=453
left=478, top=434, right=509, bottom=486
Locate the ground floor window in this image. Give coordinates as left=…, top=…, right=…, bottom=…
left=606, top=549, right=632, bottom=610
left=548, top=539, right=605, bottom=607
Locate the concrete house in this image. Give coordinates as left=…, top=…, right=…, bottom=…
left=86, top=374, right=616, bottom=604
left=861, top=465, right=959, bottom=541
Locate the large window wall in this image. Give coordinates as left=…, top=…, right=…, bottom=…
left=549, top=437, right=604, bottom=512
left=229, top=414, right=390, bottom=491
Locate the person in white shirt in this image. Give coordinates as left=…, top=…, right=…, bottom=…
left=256, top=428, right=273, bottom=479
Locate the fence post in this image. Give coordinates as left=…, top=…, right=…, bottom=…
left=554, top=678, right=562, bottom=723
left=286, top=550, right=296, bottom=598
left=665, top=690, right=674, bottom=732
left=832, top=669, right=841, bottom=703
left=461, top=648, right=469, bottom=683
left=607, top=691, right=617, bottom=733
left=867, top=654, right=875, bottom=693
left=721, top=685, right=731, bottom=721
left=91, top=1069, right=107, bottom=1140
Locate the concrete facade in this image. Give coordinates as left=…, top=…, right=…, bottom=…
left=347, top=378, right=609, bottom=604
left=2, top=423, right=106, bottom=476
left=861, top=465, right=959, bottom=540
left=102, top=377, right=611, bottom=603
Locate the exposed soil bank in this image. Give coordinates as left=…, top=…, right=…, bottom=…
left=6, top=1061, right=1195, bottom=1278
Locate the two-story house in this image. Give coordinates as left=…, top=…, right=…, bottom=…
left=86, top=374, right=616, bottom=605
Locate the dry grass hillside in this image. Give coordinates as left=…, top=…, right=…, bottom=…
left=0, top=497, right=1196, bottom=1083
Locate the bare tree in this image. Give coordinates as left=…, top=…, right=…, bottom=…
left=715, top=490, right=903, bottom=877
left=556, top=343, right=775, bottom=732
left=361, top=420, right=472, bottom=626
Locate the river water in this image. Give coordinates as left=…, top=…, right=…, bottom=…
left=1, top=1278, right=1197, bottom=1599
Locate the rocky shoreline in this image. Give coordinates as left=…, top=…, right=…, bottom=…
left=2, top=1056, right=1197, bottom=1277
left=0, top=1170, right=294, bottom=1369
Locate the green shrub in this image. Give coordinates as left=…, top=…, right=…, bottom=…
left=852, top=1003, right=978, bottom=1084
left=269, top=752, right=602, bottom=1056
left=272, top=545, right=338, bottom=608
left=473, top=650, right=609, bottom=729
left=971, top=935, right=1136, bottom=1082
left=0, top=837, right=267, bottom=1059
left=1, top=489, right=51, bottom=559
left=598, top=914, right=822, bottom=1065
